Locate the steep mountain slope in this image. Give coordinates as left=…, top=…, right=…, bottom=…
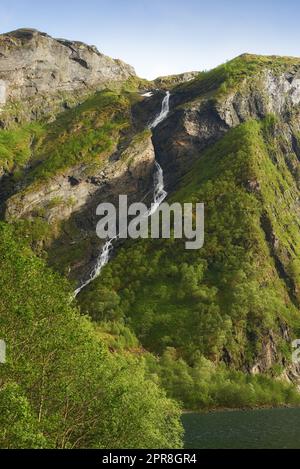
left=0, top=29, right=151, bottom=283
left=153, top=54, right=300, bottom=188
left=77, top=55, right=300, bottom=408
left=0, top=223, right=182, bottom=448
left=0, top=30, right=185, bottom=449
left=1, top=32, right=300, bottom=414
left=0, top=28, right=135, bottom=126
left=81, top=118, right=300, bottom=354
left=77, top=118, right=300, bottom=408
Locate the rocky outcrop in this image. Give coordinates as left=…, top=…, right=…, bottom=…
left=0, top=28, right=135, bottom=124
left=154, top=71, right=199, bottom=89
left=250, top=330, right=283, bottom=375
left=217, top=70, right=300, bottom=127
left=4, top=132, right=155, bottom=280
left=5, top=132, right=155, bottom=222
left=153, top=102, right=228, bottom=189
left=152, top=68, right=300, bottom=188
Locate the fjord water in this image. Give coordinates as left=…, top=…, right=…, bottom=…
left=183, top=408, right=300, bottom=449
left=74, top=92, right=169, bottom=296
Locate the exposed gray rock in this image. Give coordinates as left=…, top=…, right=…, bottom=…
left=153, top=68, right=300, bottom=188
left=5, top=133, right=155, bottom=224
left=4, top=131, right=155, bottom=280
left=0, top=28, right=135, bottom=122
left=154, top=71, right=199, bottom=88
left=0, top=79, right=6, bottom=105
left=250, top=330, right=279, bottom=374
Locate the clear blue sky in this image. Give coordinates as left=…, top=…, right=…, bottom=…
left=1, top=0, right=300, bottom=79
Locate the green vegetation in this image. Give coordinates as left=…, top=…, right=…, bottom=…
left=146, top=349, right=300, bottom=410
left=1, top=52, right=300, bottom=441
left=0, top=222, right=183, bottom=448
left=121, top=75, right=152, bottom=94
left=24, top=90, right=131, bottom=185
left=78, top=118, right=300, bottom=409
left=174, top=54, right=300, bottom=104
left=0, top=89, right=136, bottom=193
left=0, top=122, right=44, bottom=173
left=45, top=217, right=94, bottom=279
left=11, top=217, right=57, bottom=257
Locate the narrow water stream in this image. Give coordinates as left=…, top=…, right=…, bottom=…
left=74, top=91, right=170, bottom=297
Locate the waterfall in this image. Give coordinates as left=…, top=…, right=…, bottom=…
left=73, top=92, right=170, bottom=297
left=73, top=238, right=114, bottom=297
left=149, top=91, right=170, bottom=129
left=147, top=161, right=167, bottom=216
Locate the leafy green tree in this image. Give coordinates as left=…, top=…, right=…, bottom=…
left=0, top=222, right=183, bottom=448
left=0, top=383, right=47, bottom=448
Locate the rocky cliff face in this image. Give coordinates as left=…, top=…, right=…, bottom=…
left=0, top=28, right=135, bottom=125
left=5, top=130, right=155, bottom=280
left=153, top=71, right=199, bottom=89
left=5, top=133, right=154, bottom=223
left=152, top=65, right=300, bottom=189
left=0, top=29, right=148, bottom=281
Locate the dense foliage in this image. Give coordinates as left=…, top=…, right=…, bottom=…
left=21, top=90, right=132, bottom=187
left=0, top=223, right=183, bottom=448
left=78, top=118, right=300, bottom=408
left=146, top=349, right=300, bottom=410
left=0, top=122, right=44, bottom=173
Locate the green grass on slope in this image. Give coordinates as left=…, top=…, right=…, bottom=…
left=77, top=118, right=300, bottom=410
left=0, top=122, right=45, bottom=174
left=22, top=90, right=131, bottom=186
left=174, top=54, right=300, bottom=104
left=0, top=222, right=182, bottom=449
left=0, top=89, right=136, bottom=187
left=146, top=350, right=300, bottom=410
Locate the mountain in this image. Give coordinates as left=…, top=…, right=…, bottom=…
left=78, top=54, right=300, bottom=408
left=1, top=30, right=300, bottom=446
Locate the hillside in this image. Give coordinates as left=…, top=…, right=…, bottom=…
left=77, top=54, right=300, bottom=408
left=0, top=223, right=182, bottom=448
left=1, top=30, right=300, bottom=446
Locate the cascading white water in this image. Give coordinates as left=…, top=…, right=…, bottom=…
left=149, top=91, right=170, bottom=129
left=148, top=161, right=167, bottom=216
left=74, top=92, right=170, bottom=297
left=74, top=238, right=114, bottom=297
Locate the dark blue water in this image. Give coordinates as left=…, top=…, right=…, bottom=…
left=182, top=408, right=300, bottom=449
